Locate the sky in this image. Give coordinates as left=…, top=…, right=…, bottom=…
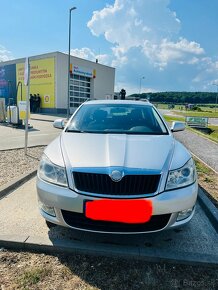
left=0, top=0, right=218, bottom=95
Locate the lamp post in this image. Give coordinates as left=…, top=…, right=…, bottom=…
left=67, top=7, right=77, bottom=120
left=212, top=83, right=218, bottom=113
left=139, top=76, right=145, bottom=95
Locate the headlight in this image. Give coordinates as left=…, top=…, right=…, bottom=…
left=38, top=154, right=68, bottom=187
left=165, top=158, right=196, bottom=190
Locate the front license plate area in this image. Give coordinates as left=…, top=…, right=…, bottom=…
left=85, top=199, right=153, bottom=224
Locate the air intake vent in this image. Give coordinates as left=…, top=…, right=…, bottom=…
left=73, top=172, right=160, bottom=196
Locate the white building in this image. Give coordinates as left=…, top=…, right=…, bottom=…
left=0, top=51, right=115, bottom=114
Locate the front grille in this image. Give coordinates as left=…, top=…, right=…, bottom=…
left=62, top=210, right=171, bottom=233
left=73, top=172, right=160, bottom=196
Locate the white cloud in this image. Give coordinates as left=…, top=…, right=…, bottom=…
left=0, top=45, right=13, bottom=62
left=88, top=0, right=181, bottom=51
left=70, top=47, right=111, bottom=66
left=85, top=0, right=218, bottom=91
left=88, top=0, right=204, bottom=69
left=211, top=80, right=218, bottom=86
left=70, top=47, right=96, bottom=60
left=143, top=38, right=204, bottom=69
left=192, top=57, right=218, bottom=89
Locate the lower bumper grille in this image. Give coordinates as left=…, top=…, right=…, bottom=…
left=61, top=210, right=171, bottom=233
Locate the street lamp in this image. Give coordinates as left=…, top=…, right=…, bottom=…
left=67, top=7, right=77, bottom=120
left=212, top=83, right=218, bottom=113
left=139, top=76, right=145, bottom=95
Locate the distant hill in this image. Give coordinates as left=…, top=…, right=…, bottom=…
left=129, top=92, right=217, bottom=104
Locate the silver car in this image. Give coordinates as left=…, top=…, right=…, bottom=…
left=36, top=100, right=198, bottom=234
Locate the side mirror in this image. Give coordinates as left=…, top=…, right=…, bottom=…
left=53, top=119, right=65, bottom=129
left=171, top=121, right=185, bottom=132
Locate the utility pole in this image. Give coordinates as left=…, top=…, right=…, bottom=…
left=139, top=76, right=145, bottom=95
left=67, top=7, right=77, bottom=120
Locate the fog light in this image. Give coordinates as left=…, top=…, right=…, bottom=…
left=39, top=201, right=56, bottom=217
left=177, top=208, right=193, bottom=221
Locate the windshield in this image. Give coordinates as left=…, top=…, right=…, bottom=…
left=66, top=103, right=168, bottom=135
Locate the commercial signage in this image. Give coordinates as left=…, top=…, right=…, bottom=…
left=18, top=101, right=30, bottom=120
left=16, top=57, right=55, bottom=109
left=44, top=95, right=50, bottom=104
left=0, top=64, right=16, bottom=105
left=72, top=65, right=93, bottom=78
left=186, top=116, right=208, bottom=128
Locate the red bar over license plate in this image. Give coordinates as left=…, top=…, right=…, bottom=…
left=85, top=199, right=153, bottom=224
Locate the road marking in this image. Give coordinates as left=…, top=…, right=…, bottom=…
left=191, top=151, right=218, bottom=175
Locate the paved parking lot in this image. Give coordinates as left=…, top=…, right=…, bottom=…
left=0, top=177, right=217, bottom=265
left=0, top=117, right=61, bottom=150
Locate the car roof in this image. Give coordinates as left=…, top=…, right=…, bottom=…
left=83, top=99, right=153, bottom=106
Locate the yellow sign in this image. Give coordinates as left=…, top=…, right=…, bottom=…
left=18, top=101, right=30, bottom=120
left=16, top=57, right=55, bottom=109
left=44, top=95, right=50, bottom=104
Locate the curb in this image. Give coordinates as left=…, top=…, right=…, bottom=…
left=0, top=237, right=218, bottom=267
left=0, top=145, right=46, bottom=152
left=30, top=117, right=67, bottom=123
left=0, top=169, right=37, bottom=200
left=197, top=187, right=218, bottom=233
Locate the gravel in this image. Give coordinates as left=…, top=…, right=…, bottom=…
left=0, top=146, right=45, bottom=187
left=0, top=250, right=218, bottom=290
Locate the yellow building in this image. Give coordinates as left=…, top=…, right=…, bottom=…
left=0, top=52, right=115, bottom=114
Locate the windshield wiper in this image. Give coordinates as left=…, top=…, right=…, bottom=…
left=66, top=129, right=85, bottom=133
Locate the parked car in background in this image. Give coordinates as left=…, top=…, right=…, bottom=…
left=37, top=100, right=198, bottom=234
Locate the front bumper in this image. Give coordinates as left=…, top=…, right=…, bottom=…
left=36, top=177, right=198, bottom=234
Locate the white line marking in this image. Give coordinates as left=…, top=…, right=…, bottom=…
left=191, top=151, right=218, bottom=175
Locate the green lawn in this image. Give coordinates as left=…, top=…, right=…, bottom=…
left=189, top=125, right=218, bottom=143
left=173, top=110, right=218, bottom=118
left=154, top=103, right=218, bottom=117
left=163, top=115, right=185, bottom=122
left=163, top=115, right=218, bottom=143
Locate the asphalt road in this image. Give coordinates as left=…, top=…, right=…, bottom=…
left=0, top=177, right=217, bottom=265
left=174, top=129, right=218, bottom=173
left=0, top=118, right=60, bottom=150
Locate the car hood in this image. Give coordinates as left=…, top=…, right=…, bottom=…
left=60, top=133, right=174, bottom=171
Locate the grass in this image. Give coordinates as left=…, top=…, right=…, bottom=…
left=194, top=158, right=218, bottom=207
left=18, top=267, right=51, bottom=289
left=155, top=103, right=218, bottom=117
left=163, top=114, right=218, bottom=143
left=163, top=114, right=218, bottom=202
left=163, top=115, right=185, bottom=123
left=1, top=251, right=217, bottom=290
left=208, top=125, right=218, bottom=141
left=195, top=159, right=211, bottom=176
left=188, top=125, right=218, bottom=144
left=172, top=110, right=218, bottom=118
